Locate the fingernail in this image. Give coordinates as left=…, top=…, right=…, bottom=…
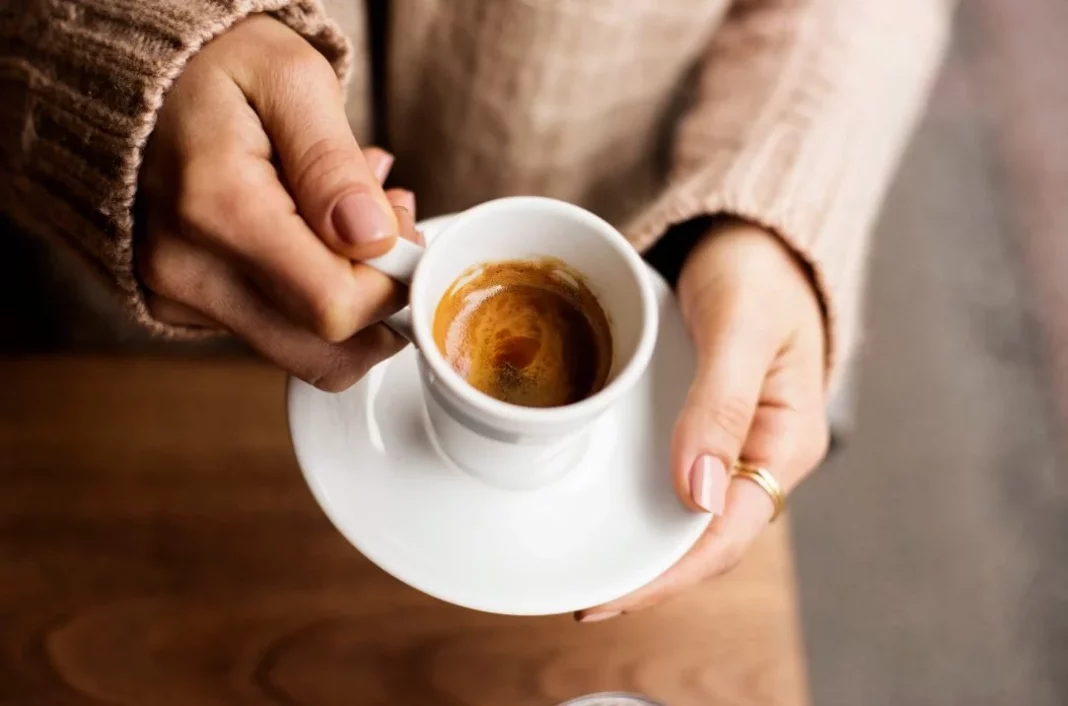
left=332, top=193, right=394, bottom=245
left=577, top=610, right=620, bottom=623
left=690, top=454, right=728, bottom=514
left=370, top=152, right=394, bottom=182
left=394, top=189, right=415, bottom=214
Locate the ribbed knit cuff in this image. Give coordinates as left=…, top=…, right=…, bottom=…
left=624, top=1, right=950, bottom=387
left=626, top=173, right=846, bottom=385
left=0, top=0, right=351, bottom=338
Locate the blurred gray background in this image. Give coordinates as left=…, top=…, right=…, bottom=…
left=792, top=1, right=1068, bottom=704
left=3, top=2, right=1067, bottom=704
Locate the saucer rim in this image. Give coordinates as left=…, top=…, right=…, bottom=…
left=285, top=214, right=711, bottom=616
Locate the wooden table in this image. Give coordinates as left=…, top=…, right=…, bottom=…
left=0, top=357, right=808, bottom=705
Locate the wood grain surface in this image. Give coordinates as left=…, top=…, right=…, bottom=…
left=0, top=357, right=807, bottom=706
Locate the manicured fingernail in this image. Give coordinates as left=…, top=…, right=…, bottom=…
left=577, top=610, right=620, bottom=623
left=369, top=152, right=394, bottom=182
left=332, top=193, right=394, bottom=245
left=690, top=454, right=728, bottom=514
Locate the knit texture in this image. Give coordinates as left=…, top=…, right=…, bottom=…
left=0, top=0, right=351, bottom=336
left=0, top=0, right=951, bottom=377
left=626, top=0, right=951, bottom=381
left=383, top=0, right=951, bottom=384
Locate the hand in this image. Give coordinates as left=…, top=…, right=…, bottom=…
left=577, top=219, right=830, bottom=621
left=137, top=16, right=421, bottom=391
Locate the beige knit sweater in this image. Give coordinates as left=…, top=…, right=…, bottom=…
left=0, top=0, right=951, bottom=379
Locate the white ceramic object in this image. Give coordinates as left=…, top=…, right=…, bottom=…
left=287, top=212, right=710, bottom=615
left=558, top=694, right=665, bottom=706
left=363, top=196, right=658, bottom=489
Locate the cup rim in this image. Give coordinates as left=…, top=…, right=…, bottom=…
left=408, top=196, right=659, bottom=427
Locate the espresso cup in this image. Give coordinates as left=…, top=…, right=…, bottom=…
left=557, top=694, right=665, bottom=706
left=362, top=196, right=658, bottom=490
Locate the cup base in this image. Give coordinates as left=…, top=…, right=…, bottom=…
left=421, top=386, right=590, bottom=491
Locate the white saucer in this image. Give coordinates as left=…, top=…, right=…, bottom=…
left=287, top=216, right=710, bottom=615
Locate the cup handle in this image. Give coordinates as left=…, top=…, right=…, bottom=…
left=362, top=237, right=424, bottom=342
left=363, top=237, right=423, bottom=285
left=381, top=308, right=415, bottom=342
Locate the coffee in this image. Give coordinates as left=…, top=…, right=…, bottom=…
left=432, top=258, right=613, bottom=408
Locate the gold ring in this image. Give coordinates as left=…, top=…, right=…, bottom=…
left=732, top=461, right=786, bottom=522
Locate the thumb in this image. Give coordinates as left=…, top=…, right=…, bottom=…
left=672, top=305, right=776, bottom=515
left=244, top=31, right=398, bottom=260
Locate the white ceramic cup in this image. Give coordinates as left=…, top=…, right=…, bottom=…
left=557, top=694, right=665, bottom=706
left=362, top=196, right=658, bottom=490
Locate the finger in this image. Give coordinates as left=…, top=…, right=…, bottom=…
left=141, top=234, right=406, bottom=391
left=670, top=298, right=777, bottom=515
left=575, top=483, right=756, bottom=622
left=384, top=188, right=425, bottom=248
left=145, top=294, right=223, bottom=329
left=576, top=409, right=825, bottom=621
left=175, top=158, right=405, bottom=343
left=334, top=192, right=423, bottom=305
left=386, top=187, right=425, bottom=239
left=385, top=187, right=416, bottom=216
left=577, top=361, right=828, bottom=621
left=364, top=147, right=394, bottom=184
left=736, top=352, right=829, bottom=512
left=338, top=190, right=424, bottom=300
left=237, top=26, right=398, bottom=260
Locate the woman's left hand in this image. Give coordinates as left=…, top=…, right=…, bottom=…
left=577, top=218, right=830, bottom=621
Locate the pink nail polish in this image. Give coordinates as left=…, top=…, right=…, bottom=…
left=578, top=610, right=621, bottom=623
left=690, top=455, right=727, bottom=514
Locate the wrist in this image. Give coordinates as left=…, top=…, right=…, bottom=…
left=677, top=217, right=825, bottom=337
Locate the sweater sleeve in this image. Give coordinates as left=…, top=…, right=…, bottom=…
left=0, top=0, right=351, bottom=337
left=625, top=0, right=953, bottom=382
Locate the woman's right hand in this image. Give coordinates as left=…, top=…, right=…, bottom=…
left=138, top=15, right=420, bottom=391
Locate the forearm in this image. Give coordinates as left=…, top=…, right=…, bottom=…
left=0, top=0, right=350, bottom=334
